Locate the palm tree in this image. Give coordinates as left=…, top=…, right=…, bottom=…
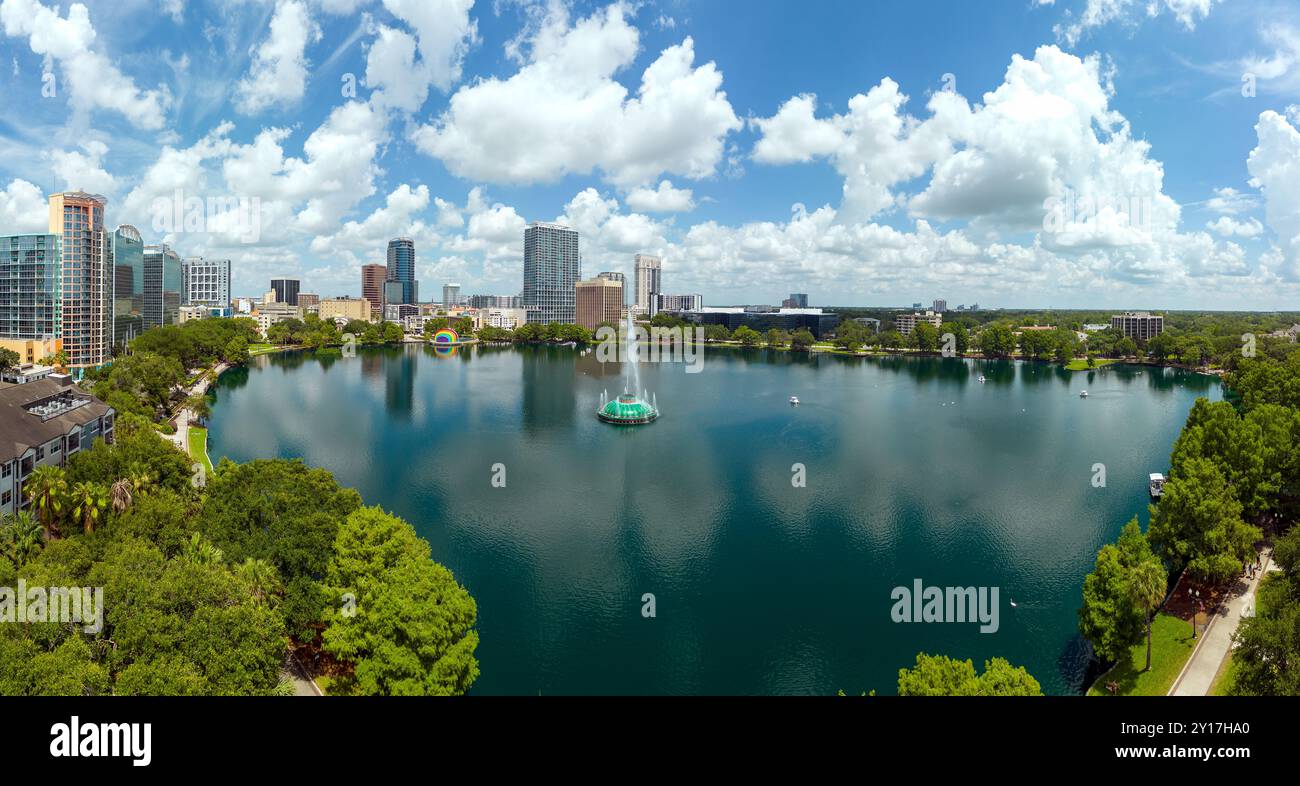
left=70, top=481, right=109, bottom=533
left=181, top=532, right=224, bottom=566
left=1127, top=558, right=1168, bottom=672
left=23, top=465, right=68, bottom=541
left=0, top=511, right=43, bottom=565
left=109, top=478, right=133, bottom=514
left=236, top=558, right=284, bottom=607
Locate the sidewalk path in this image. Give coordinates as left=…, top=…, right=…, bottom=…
left=1168, top=549, right=1274, bottom=696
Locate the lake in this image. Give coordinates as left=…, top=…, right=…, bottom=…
left=207, top=345, right=1220, bottom=695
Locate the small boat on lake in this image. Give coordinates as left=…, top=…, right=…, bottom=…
left=978, top=375, right=986, bottom=383
left=1079, top=390, right=1089, bottom=398
left=1149, top=473, right=1166, bottom=499
left=789, top=396, right=800, bottom=405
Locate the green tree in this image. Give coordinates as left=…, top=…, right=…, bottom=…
left=1078, top=519, right=1153, bottom=662
left=977, top=323, right=1017, bottom=357
left=322, top=507, right=479, bottom=695
left=789, top=328, right=815, bottom=351
left=897, top=653, right=1042, bottom=696
left=1148, top=457, right=1260, bottom=584
left=68, top=481, right=109, bottom=534
left=24, top=465, right=68, bottom=541
left=1126, top=555, right=1168, bottom=672
left=733, top=325, right=761, bottom=346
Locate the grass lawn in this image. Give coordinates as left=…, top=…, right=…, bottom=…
left=1065, top=357, right=1119, bottom=371
left=1087, top=613, right=1197, bottom=696
left=187, top=426, right=214, bottom=476
left=249, top=343, right=280, bottom=356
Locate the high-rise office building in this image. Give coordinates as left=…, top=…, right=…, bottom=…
left=523, top=222, right=581, bottom=325
left=362, top=263, right=386, bottom=317
left=271, top=278, right=300, bottom=306
left=0, top=234, right=62, bottom=341
left=782, top=293, right=809, bottom=309
left=932, top=299, right=947, bottom=313
left=386, top=238, right=417, bottom=305
left=143, top=244, right=182, bottom=329
left=1110, top=312, right=1164, bottom=341
left=575, top=277, right=624, bottom=330
left=182, top=257, right=231, bottom=307
left=111, top=225, right=144, bottom=347
left=443, top=283, right=461, bottom=306
left=634, top=254, right=661, bottom=318
left=49, top=192, right=111, bottom=373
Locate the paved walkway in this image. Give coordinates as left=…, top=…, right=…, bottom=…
left=282, top=653, right=322, bottom=697
left=1168, top=549, right=1276, bottom=695
left=163, top=363, right=229, bottom=456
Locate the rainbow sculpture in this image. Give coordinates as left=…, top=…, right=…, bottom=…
left=432, top=328, right=461, bottom=346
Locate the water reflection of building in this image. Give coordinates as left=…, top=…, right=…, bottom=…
left=521, top=346, right=574, bottom=430
left=385, top=346, right=415, bottom=417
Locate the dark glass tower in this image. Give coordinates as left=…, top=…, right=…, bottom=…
left=271, top=278, right=300, bottom=306
left=386, top=238, right=417, bottom=305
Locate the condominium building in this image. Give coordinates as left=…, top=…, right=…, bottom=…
left=0, top=376, right=115, bottom=516
left=111, top=225, right=143, bottom=347
left=386, top=238, right=417, bottom=306
left=894, top=310, right=943, bottom=336
left=49, top=192, right=111, bottom=374
left=270, top=278, right=300, bottom=306
left=658, top=293, right=702, bottom=312
left=575, top=277, right=624, bottom=330
left=181, top=257, right=231, bottom=308
left=782, top=293, right=809, bottom=309
left=1110, top=312, right=1165, bottom=342
left=362, top=263, right=386, bottom=317
left=143, top=244, right=182, bottom=329
left=296, top=293, right=320, bottom=310
left=634, top=254, right=661, bottom=317
left=932, top=299, right=948, bottom=313
left=0, top=234, right=62, bottom=342
left=523, top=222, right=581, bottom=325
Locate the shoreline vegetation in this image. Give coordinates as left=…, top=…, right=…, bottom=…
left=4, top=305, right=1297, bottom=696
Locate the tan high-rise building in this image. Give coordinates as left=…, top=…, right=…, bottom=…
left=575, top=277, right=624, bottom=331
left=49, top=192, right=111, bottom=375
left=362, top=264, right=386, bottom=318
left=634, top=254, right=661, bottom=318
left=318, top=297, right=371, bottom=322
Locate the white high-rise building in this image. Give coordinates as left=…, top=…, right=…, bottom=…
left=634, top=254, right=661, bottom=318
left=182, top=257, right=231, bottom=307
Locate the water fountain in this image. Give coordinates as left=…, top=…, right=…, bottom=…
left=597, top=313, right=660, bottom=425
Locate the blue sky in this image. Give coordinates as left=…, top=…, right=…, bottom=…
left=1, top=0, right=1299, bottom=309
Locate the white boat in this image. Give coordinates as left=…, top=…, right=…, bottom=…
left=978, top=375, right=986, bottom=383
left=789, top=396, right=800, bottom=405
left=1149, top=473, right=1166, bottom=499
left=1079, top=390, right=1089, bottom=398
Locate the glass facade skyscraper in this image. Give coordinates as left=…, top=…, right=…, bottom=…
left=0, top=234, right=62, bottom=340
left=143, top=244, right=182, bottom=329
left=111, top=225, right=144, bottom=347
left=386, top=238, right=417, bottom=305
left=523, top=222, right=580, bottom=325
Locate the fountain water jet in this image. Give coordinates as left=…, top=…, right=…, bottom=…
left=596, top=312, right=659, bottom=425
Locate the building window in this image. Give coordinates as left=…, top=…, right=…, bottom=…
left=51, top=442, right=59, bottom=454
left=20, top=456, right=32, bottom=476
left=0, top=463, right=9, bottom=478
left=68, top=433, right=79, bottom=451
left=1, top=491, right=10, bottom=506
left=35, top=446, right=43, bottom=460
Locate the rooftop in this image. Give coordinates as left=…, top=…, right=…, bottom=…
left=0, top=378, right=112, bottom=462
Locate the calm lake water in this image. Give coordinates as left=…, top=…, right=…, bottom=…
left=208, top=345, right=1220, bottom=695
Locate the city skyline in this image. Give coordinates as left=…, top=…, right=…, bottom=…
left=1, top=1, right=1298, bottom=310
